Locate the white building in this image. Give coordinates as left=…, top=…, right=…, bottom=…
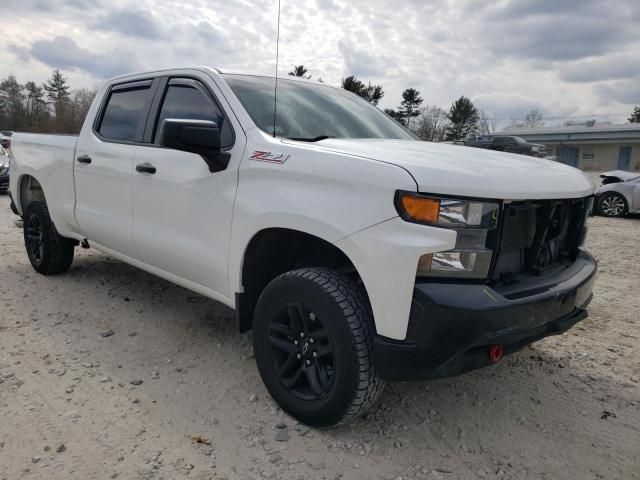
left=501, top=124, right=640, bottom=171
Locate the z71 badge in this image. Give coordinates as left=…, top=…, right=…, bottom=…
left=249, top=151, right=290, bottom=164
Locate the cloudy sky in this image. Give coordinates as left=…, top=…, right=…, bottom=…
left=3, top=0, right=639, bottom=126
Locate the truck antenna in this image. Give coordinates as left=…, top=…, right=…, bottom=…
left=272, top=0, right=281, bottom=138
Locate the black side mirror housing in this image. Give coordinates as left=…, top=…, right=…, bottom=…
left=159, top=119, right=230, bottom=172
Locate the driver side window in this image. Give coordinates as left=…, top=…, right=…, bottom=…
left=154, top=80, right=233, bottom=148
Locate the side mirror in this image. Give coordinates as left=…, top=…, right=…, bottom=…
left=159, top=119, right=230, bottom=172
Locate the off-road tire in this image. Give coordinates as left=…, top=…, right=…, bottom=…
left=597, top=192, right=627, bottom=217
left=23, top=201, right=75, bottom=274
left=253, top=267, right=385, bottom=427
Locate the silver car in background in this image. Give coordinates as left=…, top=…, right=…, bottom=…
left=595, top=170, right=640, bottom=217
left=0, top=145, right=10, bottom=192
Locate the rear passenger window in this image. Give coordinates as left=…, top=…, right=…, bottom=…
left=154, top=82, right=233, bottom=148
left=98, top=86, right=151, bottom=142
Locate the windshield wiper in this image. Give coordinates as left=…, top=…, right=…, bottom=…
left=286, top=135, right=335, bottom=142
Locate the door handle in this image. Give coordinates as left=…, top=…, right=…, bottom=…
left=136, top=162, right=156, bottom=174
left=77, top=155, right=92, bottom=164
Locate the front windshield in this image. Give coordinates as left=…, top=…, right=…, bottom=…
left=223, top=74, right=415, bottom=141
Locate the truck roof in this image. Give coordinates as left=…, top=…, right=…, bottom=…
left=104, top=66, right=326, bottom=87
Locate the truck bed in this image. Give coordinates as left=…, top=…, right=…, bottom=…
left=10, top=133, right=80, bottom=238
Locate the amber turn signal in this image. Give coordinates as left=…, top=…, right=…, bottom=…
left=399, top=195, right=440, bottom=223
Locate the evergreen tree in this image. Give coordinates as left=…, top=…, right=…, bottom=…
left=629, top=106, right=640, bottom=123
left=44, top=69, right=71, bottom=129
left=288, top=65, right=311, bottom=79
left=341, top=75, right=384, bottom=105
left=397, top=88, right=423, bottom=128
left=445, top=96, right=479, bottom=141
left=384, top=108, right=404, bottom=124
left=341, top=75, right=366, bottom=95
left=364, top=83, right=384, bottom=106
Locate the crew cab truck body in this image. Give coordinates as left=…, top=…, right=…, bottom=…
left=9, top=67, right=597, bottom=426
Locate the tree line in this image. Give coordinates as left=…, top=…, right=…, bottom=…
left=0, top=70, right=97, bottom=134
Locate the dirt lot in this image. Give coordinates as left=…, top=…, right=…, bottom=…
left=0, top=193, right=638, bottom=480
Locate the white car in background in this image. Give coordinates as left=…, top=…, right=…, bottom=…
left=595, top=170, right=640, bottom=217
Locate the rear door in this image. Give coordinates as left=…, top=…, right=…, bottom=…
left=131, top=75, right=245, bottom=296
left=75, top=79, right=157, bottom=256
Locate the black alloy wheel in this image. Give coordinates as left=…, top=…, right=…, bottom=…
left=26, top=213, right=45, bottom=267
left=268, top=302, right=335, bottom=400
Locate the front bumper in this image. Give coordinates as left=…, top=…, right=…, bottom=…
left=374, top=250, right=597, bottom=381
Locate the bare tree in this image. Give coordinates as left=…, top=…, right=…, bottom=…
left=67, top=88, right=98, bottom=133
left=477, top=110, right=496, bottom=135
left=0, top=75, right=26, bottom=131
left=413, top=105, right=449, bottom=142
left=524, top=109, right=544, bottom=128
left=24, top=81, right=49, bottom=132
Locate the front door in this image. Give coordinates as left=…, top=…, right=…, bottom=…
left=556, top=147, right=579, bottom=167
left=618, top=146, right=632, bottom=170
left=75, top=80, right=155, bottom=257
left=131, top=76, right=245, bottom=296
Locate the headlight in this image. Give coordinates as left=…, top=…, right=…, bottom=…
left=396, top=192, right=500, bottom=279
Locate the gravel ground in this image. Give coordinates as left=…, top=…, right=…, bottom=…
left=0, top=192, right=639, bottom=480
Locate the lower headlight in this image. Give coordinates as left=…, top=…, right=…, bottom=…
left=417, top=251, right=493, bottom=279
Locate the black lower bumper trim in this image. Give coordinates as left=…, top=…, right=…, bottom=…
left=374, top=251, right=597, bottom=381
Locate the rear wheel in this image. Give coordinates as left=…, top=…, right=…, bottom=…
left=23, top=201, right=75, bottom=274
left=597, top=192, right=627, bottom=217
left=252, top=268, right=384, bottom=427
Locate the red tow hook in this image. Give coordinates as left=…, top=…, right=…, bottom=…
left=488, top=344, right=503, bottom=363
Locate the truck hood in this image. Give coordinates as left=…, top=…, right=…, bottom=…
left=310, top=139, right=595, bottom=200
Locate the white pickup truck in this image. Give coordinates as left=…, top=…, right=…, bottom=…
left=8, top=67, right=597, bottom=426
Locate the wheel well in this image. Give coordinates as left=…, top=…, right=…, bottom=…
left=237, top=228, right=366, bottom=333
left=19, top=175, right=46, bottom=213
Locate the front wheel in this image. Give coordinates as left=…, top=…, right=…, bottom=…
left=597, top=192, right=627, bottom=217
left=252, top=268, right=385, bottom=427
left=23, top=201, right=75, bottom=274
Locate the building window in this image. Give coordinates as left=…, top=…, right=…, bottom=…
left=582, top=148, right=595, bottom=161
